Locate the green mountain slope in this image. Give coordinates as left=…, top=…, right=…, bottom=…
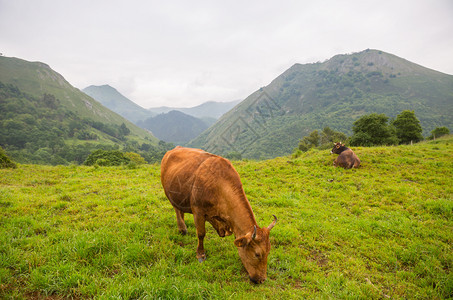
left=83, top=85, right=155, bottom=124
left=0, top=56, right=156, bottom=139
left=189, top=49, right=453, bottom=159
left=138, top=110, right=208, bottom=144
left=0, top=56, right=168, bottom=164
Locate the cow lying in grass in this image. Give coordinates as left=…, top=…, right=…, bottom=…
left=161, top=146, right=277, bottom=284
left=331, top=142, right=361, bottom=169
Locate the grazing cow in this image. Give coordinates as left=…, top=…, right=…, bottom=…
left=331, top=142, right=361, bottom=169
left=161, top=146, right=277, bottom=284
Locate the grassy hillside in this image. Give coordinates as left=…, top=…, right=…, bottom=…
left=0, top=56, right=171, bottom=164
left=1, top=137, right=452, bottom=299
left=0, top=82, right=170, bottom=165
left=189, top=49, right=453, bottom=159
left=0, top=56, right=156, bottom=140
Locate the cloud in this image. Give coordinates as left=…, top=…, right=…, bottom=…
left=1, top=0, right=452, bottom=108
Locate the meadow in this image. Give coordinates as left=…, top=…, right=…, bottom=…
left=0, top=137, right=452, bottom=299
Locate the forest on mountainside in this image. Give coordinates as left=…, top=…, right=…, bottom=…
left=0, top=82, right=172, bottom=165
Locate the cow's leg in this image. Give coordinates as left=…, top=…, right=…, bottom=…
left=174, top=207, right=187, bottom=235
left=193, top=212, right=207, bottom=262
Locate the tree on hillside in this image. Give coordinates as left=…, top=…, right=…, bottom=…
left=298, top=127, right=348, bottom=151
left=428, top=126, right=450, bottom=140
left=349, top=113, right=398, bottom=146
left=307, top=130, right=321, bottom=147
left=392, top=110, right=423, bottom=144
left=119, top=123, right=130, bottom=136
left=319, top=127, right=348, bottom=147
left=298, top=130, right=320, bottom=151
left=41, top=93, right=60, bottom=109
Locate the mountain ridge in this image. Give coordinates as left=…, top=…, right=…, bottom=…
left=138, top=110, right=208, bottom=144
left=82, top=85, right=155, bottom=124
left=189, top=49, right=453, bottom=159
left=83, top=84, right=237, bottom=143
left=148, top=99, right=241, bottom=119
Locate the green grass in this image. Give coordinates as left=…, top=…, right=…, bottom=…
left=1, top=137, right=452, bottom=299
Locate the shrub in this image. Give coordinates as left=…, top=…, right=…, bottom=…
left=0, top=146, right=17, bottom=169
left=292, top=149, right=303, bottom=158
left=298, top=127, right=348, bottom=152
left=83, top=150, right=130, bottom=166
left=124, top=152, right=147, bottom=165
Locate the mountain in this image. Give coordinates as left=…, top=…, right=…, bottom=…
left=0, top=57, right=151, bottom=137
left=83, top=84, right=223, bottom=141
left=83, top=85, right=154, bottom=124
left=148, top=100, right=241, bottom=120
left=0, top=56, right=171, bottom=165
left=189, top=49, right=453, bottom=159
left=138, top=110, right=208, bottom=144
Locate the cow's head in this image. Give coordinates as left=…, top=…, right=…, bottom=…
left=331, top=142, right=347, bottom=154
left=234, top=215, right=277, bottom=284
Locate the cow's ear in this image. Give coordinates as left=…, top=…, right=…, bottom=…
left=234, top=235, right=252, bottom=247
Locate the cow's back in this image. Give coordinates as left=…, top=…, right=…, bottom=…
left=336, top=149, right=360, bottom=169
left=161, top=147, right=215, bottom=213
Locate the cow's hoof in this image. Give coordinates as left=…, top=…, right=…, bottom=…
left=197, top=253, right=206, bottom=263
left=179, top=229, right=188, bottom=235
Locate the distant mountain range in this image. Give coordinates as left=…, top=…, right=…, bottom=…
left=138, top=110, right=208, bottom=144
left=3, top=49, right=452, bottom=163
left=83, top=84, right=240, bottom=124
left=148, top=100, right=241, bottom=120
left=140, top=100, right=242, bottom=141
left=83, top=84, right=240, bottom=144
left=82, top=85, right=154, bottom=124
left=189, top=49, right=453, bottom=159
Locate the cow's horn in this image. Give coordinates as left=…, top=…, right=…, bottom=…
left=252, top=225, right=257, bottom=240
left=268, top=215, right=277, bottom=231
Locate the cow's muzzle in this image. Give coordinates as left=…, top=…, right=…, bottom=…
left=249, top=276, right=266, bottom=284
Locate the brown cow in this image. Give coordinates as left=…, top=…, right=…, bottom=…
left=161, top=146, right=276, bottom=284
left=331, top=142, right=361, bottom=169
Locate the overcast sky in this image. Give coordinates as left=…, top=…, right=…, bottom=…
left=1, top=0, right=452, bottom=108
